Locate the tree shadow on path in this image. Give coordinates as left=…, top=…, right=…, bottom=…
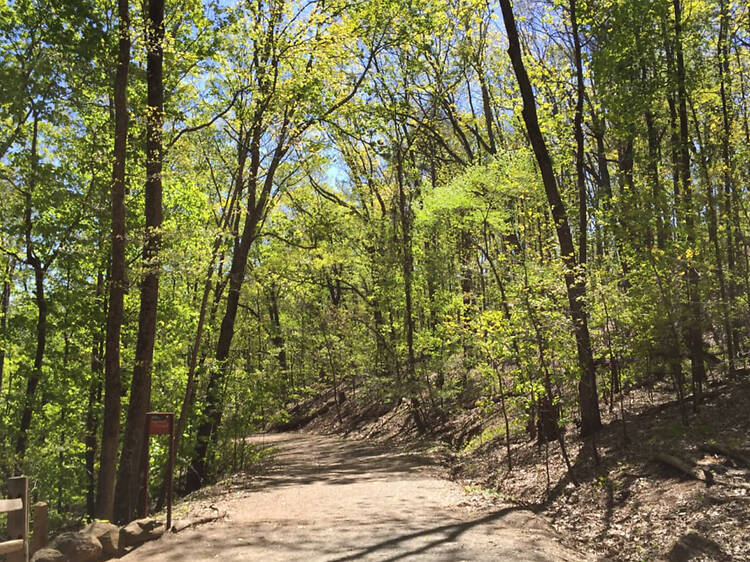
left=330, top=506, right=542, bottom=562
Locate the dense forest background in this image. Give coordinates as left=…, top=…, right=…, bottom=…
left=1, top=0, right=749, bottom=528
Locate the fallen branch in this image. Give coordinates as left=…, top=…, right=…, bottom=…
left=171, top=511, right=227, bottom=534
left=653, top=453, right=713, bottom=484
left=701, top=442, right=750, bottom=469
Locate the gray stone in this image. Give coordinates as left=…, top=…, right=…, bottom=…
left=119, top=517, right=166, bottom=550
left=81, top=521, right=119, bottom=559
left=50, top=531, right=103, bottom=562
left=668, top=532, right=724, bottom=562
left=30, top=548, right=65, bottom=562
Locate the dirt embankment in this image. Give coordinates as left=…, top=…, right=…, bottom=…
left=278, top=380, right=750, bottom=561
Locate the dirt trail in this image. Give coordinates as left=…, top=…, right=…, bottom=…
left=123, top=433, right=587, bottom=561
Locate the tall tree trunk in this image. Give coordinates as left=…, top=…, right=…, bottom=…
left=16, top=264, right=45, bottom=457
left=478, top=70, right=498, bottom=154
left=395, top=146, right=424, bottom=433
left=114, top=0, right=164, bottom=523
left=0, top=256, right=13, bottom=398
left=58, top=293, right=72, bottom=514
left=591, top=111, right=613, bottom=266
left=673, top=0, right=706, bottom=403
left=735, top=49, right=750, bottom=342
left=397, top=150, right=416, bottom=386
left=645, top=110, right=667, bottom=250
left=499, top=0, right=602, bottom=436
left=16, top=116, right=45, bottom=458
left=617, top=138, right=636, bottom=241
left=185, top=166, right=264, bottom=492
left=570, top=0, right=587, bottom=265
left=86, top=271, right=105, bottom=519
left=718, top=0, right=738, bottom=371
left=661, top=53, right=689, bottom=409
left=186, top=91, right=292, bottom=490
left=96, top=0, right=130, bottom=521
left=157, top=180, right=241, bottom=507
left=689, top=103, right=732, bottom=381
left=459, top=226, right=474, bottom=373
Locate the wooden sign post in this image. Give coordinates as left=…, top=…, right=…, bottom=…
left=142, top=412, right=175, bottom=529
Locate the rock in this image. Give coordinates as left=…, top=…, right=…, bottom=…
left=81, top=521, right=119, bottom=559
left=30, top=548, right=65, bottom=562
left=119, top=517, right=166, bottom=550
left=50, top=531, right=103, bottom=562
left=668, top=532, right=724, bottom=562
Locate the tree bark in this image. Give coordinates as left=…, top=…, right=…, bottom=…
left=96, top=0, right=130, bottom=521
left=0, top=256, right=13, bottom=398
left=155, top=168, right=242, bottom=510
left=16, top=116, right=46, bottom=458
left=718, top=0, right=738, bottom=372
left=499, top=0, right=602, bottom=436
left=673, top=0, right=707, bottom=403
left=185, top=188, right=263, bottom=493
left=185, top=121, right=275, bottom=492
left=114, top=0, right=164, bottom=523
left=645, top=110, right=666, bottom=250
left=570, top=0, right=587, bottom=265
left=86, top=271, right=105, bottom=519
left=16, top=264, right=46, bottom=457
left=395, top=145, right=426, bottom=433
left=689, top=103, right=732, bottom=382
left=478, top=69, right=498, bottom=154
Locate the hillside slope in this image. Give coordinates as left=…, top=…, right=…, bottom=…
left=279, top=380, right=750, bottom=561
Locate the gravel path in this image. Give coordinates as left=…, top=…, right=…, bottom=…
left=123, top=433, right=586, bottom=561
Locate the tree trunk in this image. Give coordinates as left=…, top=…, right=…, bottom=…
left=186, top=89, right=292, bottom=489
left=645, top=110, right=666, bottom=250
left=16, top=264, right=46, bottom=457
left=397, top=150, right=416, bottom=387
left=396, top=147, right=424, bottom=433
left=157, top=192, right=241, bottom=509
left=86, top=271, right=105, bottom=519
left=185, top=174, right=264, bottom=492
left=16, top=116, right=45, bottom=458
left=0, top=256, right=13, bottom=398
left=459, top=227, right=474, bottom=373
left=689, top=103, right=732, bottom=380
left=718, top=0, right=739, bottom=371
left=499, top=0, right=602, bottom=436
left=96, top=0, right=130, bottom=521
left=478, top=70, right=498, bottom=154
left=114, top=0, right=164, bottom=523
left=673, top=0, right=706, bottom=403
left=570, top=0, right=587, bottom=265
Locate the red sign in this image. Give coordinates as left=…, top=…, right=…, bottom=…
left=147, top=412, right=173, bottom=435
left=143, top=411, right=176, bottom=529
